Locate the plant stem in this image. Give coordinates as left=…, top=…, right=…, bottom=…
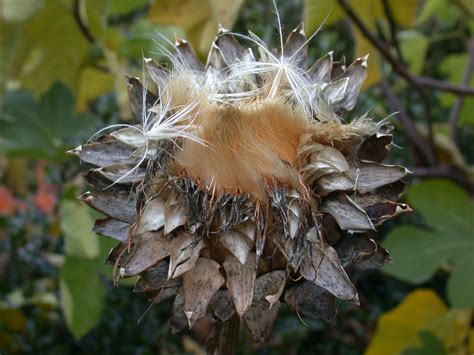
left=337, top=0, right=474, bottom=96
left=210, top=314, right=240, bottom=355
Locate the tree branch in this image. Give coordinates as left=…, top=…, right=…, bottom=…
left=381, top=0, right=404, bottom=63
left=337, top=0, right=474, bottom=96
left=379, top=79, right=436, bottom=165
left=410, top=165, right=474, bottom=193
left=448, top=39, right=474, bottom=143
left=73, top=0, right=96, bottom=44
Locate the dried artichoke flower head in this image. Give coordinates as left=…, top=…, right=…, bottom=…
left=74, top=19, right=411, bottom=342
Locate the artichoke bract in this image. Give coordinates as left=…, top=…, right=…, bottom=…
left=73, top=23, right=411, bottom=342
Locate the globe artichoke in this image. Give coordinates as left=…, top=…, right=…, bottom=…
left=73, top=22, right=411, bottom=343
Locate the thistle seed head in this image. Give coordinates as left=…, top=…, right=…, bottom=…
left=76, top=21, right=410, bottom=343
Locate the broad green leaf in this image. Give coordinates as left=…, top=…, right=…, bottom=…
left=417, top=0, right=463, bottom=26
left=0, top=21, right=20, bottom=104
left=60, top=199, right=100, bottom=259
left=439, top=54, right=474, bottom=126
left=84, top=0, right=108, bottom=40
left=403, top=331, right=445, bottom=355
left=365, top=289, right=471, bottom=355
left=303, top=0, right=343, bottom=31
left=383, top=179, right=474, bottom=308
left=77, top=67, right=114, bottom=110
left=148, top=0, right=243, bottom=56
left=0, top=0, right=45, bottom=23
left=110, top=0, right=151, bottom=16
left=447, top=254, right=474, bottom=309
left=60, top=256, right=105, bottom=339
left=399, top=31, right=429, bottom=75
left=8, top=0, right=90, bottom=95
left=0, top=82, right=91, bottom=159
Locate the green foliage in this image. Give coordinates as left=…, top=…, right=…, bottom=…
left=60, top=200, right=100, bottom=259
left=60, top=256, right=105, bottom=339
left=0, top=82, right=90, bottom=160
left=399, top=31, right=429, bottom=75
left=383, top=179, right=474, bottom=308
left=404, top=331, right=446, bottom=355
left=440, top=54, right=474, bottom=126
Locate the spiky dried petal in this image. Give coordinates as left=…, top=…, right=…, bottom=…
left=220, top=229, right=253, bottom=265
left=355, top=242, right=391, bottom=270
left=321, top=194, right=374, bottom=232
left=120, top=231, right=172, bottom=277
left=300, top=238, right=357, bottom=301
left=164, top=197, right=187, bottom=235
left=135, top=197, right=165, bottom=234
left=182, top=258, right=225, bottom=328
left=308, top=51, right=333, bottom=84
left=210, top=290, right=235, bottom=322
left=82, top=191, right=136, bottom=223
left=168, top=232, right=205, bottom=279
left=335, top=235, right=377, bottom=268
left=351, top=162, right=410, bottom=193
left=223, top=253, right=257, bottom=317
left=134, top=261, right=181, bottom=292
left=93, top=217, right=129, bottom=243
left=243, top=270, right=286, bottom=343
left=284, top=281, right=336, bottom=324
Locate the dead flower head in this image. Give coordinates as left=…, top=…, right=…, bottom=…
left=73, top=19, right=411, bottom=342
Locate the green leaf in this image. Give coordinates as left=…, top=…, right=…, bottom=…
left=110, top=0, right=150, bottom=16
left=439, top=54, right=474, bottom=126
left=383, top=179, right=474, bottom=308
left=365, top=289, right=471, bottom=355
left=8, top=0, right=90, bottom=95
left=399, top=31, right=429, bottom=75
left=148, top=0, right=243, bottom=56
left=60, top=199, right=100, bottom=259
left=60, top=256, right=105, bottom=339
left=0, top=0, right=45, bottom=23
left=417, top=0, right=463, bottom=26
left=303, top=0, right=343, bottom=31
left=0, top=21, right=20, bottom=101
left=403, top=331, right=446, bottom=355
left=0, top=82, right=91, bottom=159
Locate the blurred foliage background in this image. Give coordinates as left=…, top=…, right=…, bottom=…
left=0, top=0, right=473, bottom=354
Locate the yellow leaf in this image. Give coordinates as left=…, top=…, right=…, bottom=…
left=148, top=0, right=243, bottom=56
left=77, top=68, right=114, bottom=110
left=469, top=328, right=474, bottom=353
left=389, top=0, right=418, bottom=28
left=303, top=0, right=343, bottom=32
left=365, top=289, right=472, bottom=355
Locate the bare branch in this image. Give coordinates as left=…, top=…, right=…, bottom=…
left=381, top=0, right=404, bottom=63
left=410, top=165, right=474, bottom=193
left=448, top=39, right=474, bottom=143
left=73, top=0, right=96, bottom=44
left=379, top=79, right=436, bottom=165
left=337, top=0, right=474, bottom=96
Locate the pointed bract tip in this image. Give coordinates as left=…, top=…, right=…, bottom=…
left=217, top=23, right=229, bottom=34
left=185, top=311, right=194, bottom=329
left=67, top=146, right=81, bottom=156
left=353, top=293, right=360, bottom=306
left=174, top=33, right=186, bottom=46
left=294, top=22, right=305, bottom=35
